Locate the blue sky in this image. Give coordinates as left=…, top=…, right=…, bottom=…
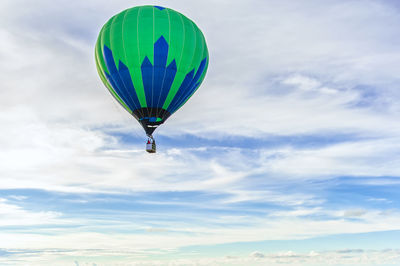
left=1, top=0, right=400, bottom=265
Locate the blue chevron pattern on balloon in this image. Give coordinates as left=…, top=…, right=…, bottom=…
left=141, top=36, right=177, bottom=109
left=103, top=45, right=142, bottom=112
left=167, top=57, right=207, bottom=114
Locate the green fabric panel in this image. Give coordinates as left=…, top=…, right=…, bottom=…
left=109, top=13, right=125, bottom=69
left=136, top=6, right=154, bottom=108
left=137, top=6, right=155, bottom=65
left=131, top=65, right=147, bottom=107
left=177, top=13, right=196, bottom=74
left=161, top=9, right=185, bottom=109
left=121, top=7, right=147, bottom=107
left=191, top=22, right=205, bottom=74
left=154, top=7, right=170, bottom=50
left=165, top=9, right=184, bottom=66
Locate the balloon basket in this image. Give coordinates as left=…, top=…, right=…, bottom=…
left=146, top=137, right=156, bottom=153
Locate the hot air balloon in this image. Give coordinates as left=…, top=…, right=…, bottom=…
left=95, top=5, right=208, bottom=153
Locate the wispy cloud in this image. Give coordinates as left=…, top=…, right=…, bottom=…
left=0, top=198, right=62, bottom=226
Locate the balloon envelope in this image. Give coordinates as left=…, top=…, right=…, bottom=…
left=95, top=5, right=208, bottom=136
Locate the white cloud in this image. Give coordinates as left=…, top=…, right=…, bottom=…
left=253, top=138, right=400, bottom=178
left=0, top=198, right=62, bottom=226
left=282, top=74, right=322, bottom=91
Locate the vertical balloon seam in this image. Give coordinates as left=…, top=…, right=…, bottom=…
left=139, top=8, right=155, bottom=123
left=155, top=37, right=177, bottom=118
left=165, top=7, right=175, bottom=115
left=161, top=12, right=186, bottom=110
left=141, top=7, right=152, bottom=119
left=191, top=20, right=204, bottom=74
left=147, top=7, right=156, bottom=112
left=155, top=8, right=172, bottom=119
left=134, top=8, right=147, bottom=109
left=169, top=12, right=188, bottom=108
left=119, top=10, right=144, bottom=118
left=165, top=8, right=176, bottom=66
left=131, top=8, right=148, bottom=118
left=136, top=7, right=147, bottom=108
left=121, top=8, right=145, bottom=119
left=153, top=10, right=164, bottom=119
left=147, top=6, right=155, bottom=118
left=151, top=7, right=155, bottom=112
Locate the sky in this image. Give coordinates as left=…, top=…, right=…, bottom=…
left=1, top=0, right=400, bottom=265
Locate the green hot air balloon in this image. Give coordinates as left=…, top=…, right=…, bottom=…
left=95, top=5, right=208, bottom=153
